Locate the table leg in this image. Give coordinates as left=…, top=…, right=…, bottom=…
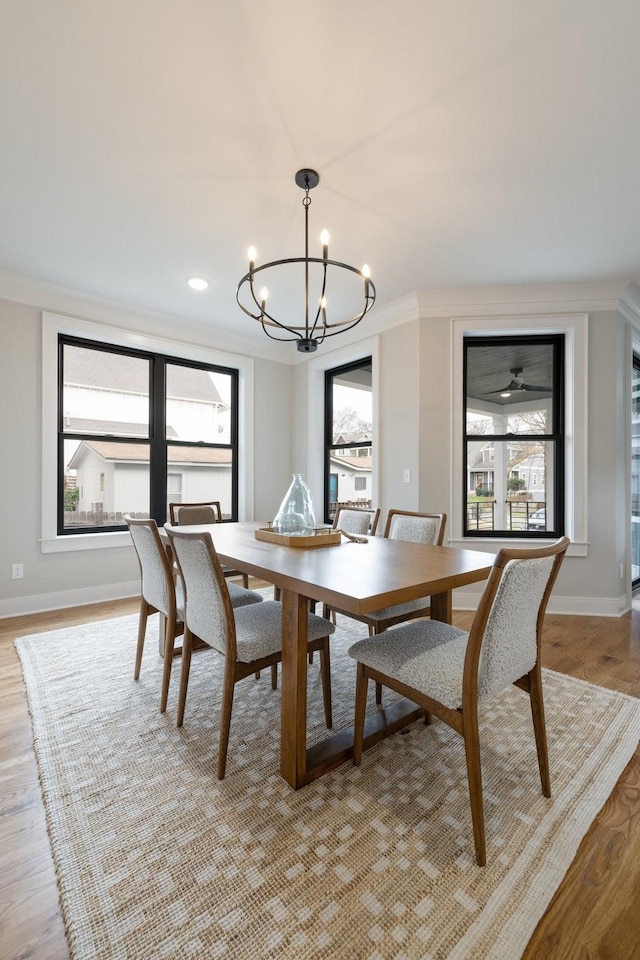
left=430, top=590, right=452, bottom=623
left=280, top=588, right=310, bottom=788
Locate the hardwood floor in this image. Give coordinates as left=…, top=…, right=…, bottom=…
left=1, top=600, right=639, bottom=959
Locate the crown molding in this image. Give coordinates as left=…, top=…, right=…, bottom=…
left=416, top=280, right=628, bottom=317
left=618, top=282, right=640, bottom=327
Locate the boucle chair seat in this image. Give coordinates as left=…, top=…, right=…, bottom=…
left=348, top=620, right=469, bottom=709
left=227, top=581, right=264, bottom=609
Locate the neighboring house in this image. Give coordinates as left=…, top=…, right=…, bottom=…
left=467, top=439, right=547, bottom=501
left=67, top=441, right=232, bottom=518
left=329, top=431, right=373, bottom=506
left=63, top=352, right=231, bottom=518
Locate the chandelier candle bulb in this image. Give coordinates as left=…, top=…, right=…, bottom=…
left=363, top=263, right=371, bottom=299
left=321, top=229, right=329, bottom=261
left=248, top=246, right=256, bottom=273
left=260, top=287, right=268, bottom=313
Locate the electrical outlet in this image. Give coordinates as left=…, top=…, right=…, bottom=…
left=403, top=469, right=411, bottom=483
left=11, top=563, right=24, bottom=580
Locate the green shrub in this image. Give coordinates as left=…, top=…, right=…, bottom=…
left=507, top=477, right=527, bottom=492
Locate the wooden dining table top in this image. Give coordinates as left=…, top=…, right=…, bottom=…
left=168, top=520, right=496, bottom=616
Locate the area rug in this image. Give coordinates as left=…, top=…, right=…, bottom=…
left=15, top=607, right=640, bottom=960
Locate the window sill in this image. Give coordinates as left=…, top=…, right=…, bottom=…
left=449, top=536, right=587, bottom=557
left=41, top=531, right=133, bottom=553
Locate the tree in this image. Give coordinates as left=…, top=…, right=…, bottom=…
left=332, top=406, right=372, bottom=441
left=64, top=487, right=79, bottom=511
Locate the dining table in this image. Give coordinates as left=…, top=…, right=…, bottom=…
left=167, top=521, right=496, bottom=790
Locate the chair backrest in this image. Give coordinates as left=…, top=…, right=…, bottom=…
left=383, top=509, right=446, bottom=545
left=125, top=516, right=177, bottom=618
left=333, top=506, right=380, bottom=537
left=169, top=501, right=223, bottom=525
left=164, top=526, right=235, bottom=658
left=467, top=537, right=570, bottom=700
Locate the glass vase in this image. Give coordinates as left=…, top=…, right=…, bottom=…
left=273, top=474, right=316, bottom=536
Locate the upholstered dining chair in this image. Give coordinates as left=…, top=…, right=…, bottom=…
left=126, top=516, right=263, bottom=713
left=318, top=506, right=381, bottom=633
left=168, top=500, right=250, bottom=588
left=332, top=505, right=381, bottom=537
left=165, top=525, right=335, bottom=779
left=324, top=509, right=446, bottom=700
left=348, top=536, right=570, bottom=866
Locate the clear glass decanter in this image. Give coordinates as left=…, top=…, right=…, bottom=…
left=273, top=474, right=316, bottom=536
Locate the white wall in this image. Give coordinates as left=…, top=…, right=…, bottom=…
left=379, top=319, right=421, bottom=516
left=253, top=355, right=294, bottom=522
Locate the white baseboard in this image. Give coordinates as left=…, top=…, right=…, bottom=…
left=0, top=581, right=140, bottom=620
left=1, top=584, right=630, bottom=621
left=453, top=590, right=630, bottom=618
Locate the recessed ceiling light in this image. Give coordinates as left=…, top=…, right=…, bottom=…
left=187, top=276, right=209, bottom=291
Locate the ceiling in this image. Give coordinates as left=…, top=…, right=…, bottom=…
left=1, top=1, right=639, bottom=358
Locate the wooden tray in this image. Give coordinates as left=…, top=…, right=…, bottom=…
left=255, top=527, right=342, bottom=548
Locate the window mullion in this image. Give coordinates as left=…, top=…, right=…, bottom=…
left=149, top=357, right=167, bottom=523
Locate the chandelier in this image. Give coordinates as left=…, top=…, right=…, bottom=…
left=236, top=169, right=376, bottom=353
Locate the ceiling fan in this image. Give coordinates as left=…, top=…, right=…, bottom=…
left=484, top=367, right=551, bottom=397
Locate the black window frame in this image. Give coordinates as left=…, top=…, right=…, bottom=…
left=58, top=334, right=239, bottom=535
left=324, top=356, right=373, bottom=525
left=463, top=333, right=565, bottom=539
left=632, top=351, right=640, bottom=591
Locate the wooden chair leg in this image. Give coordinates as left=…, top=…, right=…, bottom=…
left=353, top=662, right=368, bottom=765
left=373, top=625, right=383, bottom=704
left=319, top=638, right=332, bottom=729
left=218, top=664, right=236, bottom=779
left=308, top=650, right=314, bottom=665
left=528, top=665, right=551, bottom=797
left=176, top=626, right=194, bottom=728
left=160, top=614, right=177, bottom=714
left=462, top=708, right=486, bottom=867
left=271, top=663, right=278, bottom=689
left=134, top=599, right=149, bottom=680
left=242, top=573, right=249, bottom=589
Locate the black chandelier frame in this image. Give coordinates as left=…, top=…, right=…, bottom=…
left=235, top=169, right=376, bottom=353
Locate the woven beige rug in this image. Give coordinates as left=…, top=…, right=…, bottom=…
left=16, top=608, right=640, bottom=960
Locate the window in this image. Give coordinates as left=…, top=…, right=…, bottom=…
left=464, top=334, right=564, bottom=538
left=59, top=336, right=238, bottom=534
left=324, top=357, right=373, bottom=523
